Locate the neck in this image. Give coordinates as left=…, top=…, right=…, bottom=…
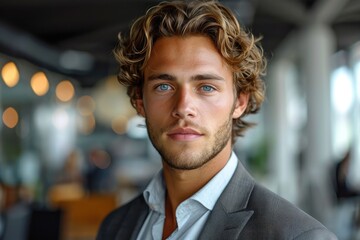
left=162, top=145, right=232, bottom=214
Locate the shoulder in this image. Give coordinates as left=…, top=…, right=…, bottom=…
left=103, top=194, right=145, bottom=223
left=244, top=183, right=337, bottom=239
left=96, top=194, right=147, bottom=240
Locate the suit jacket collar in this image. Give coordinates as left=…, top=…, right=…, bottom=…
left=113, top=196, right=149, bottom=240
left=114, top=159, right=255, bottom=240
left=198, top=160, right=255, bottom=239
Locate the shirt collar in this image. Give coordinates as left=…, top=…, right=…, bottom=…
left=143, top=152, right=238, bottom=213
left=190, top=152, right=238, bottom=210
left=143, top=169, right=166, bottom=214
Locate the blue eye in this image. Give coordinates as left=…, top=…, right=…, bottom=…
left=156, top=84, right=172, bottom=91
left=201, top=85, right=215, bottom=92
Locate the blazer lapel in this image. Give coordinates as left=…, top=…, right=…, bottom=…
left=198, top=160, right=255, bottom=240
left=114, top=196, right=149, bottom=240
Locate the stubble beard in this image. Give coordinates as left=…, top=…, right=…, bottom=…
left=146, top=116, right=233, bottom=170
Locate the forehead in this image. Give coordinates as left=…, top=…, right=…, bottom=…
left=145, top=36, right=229, bottom=73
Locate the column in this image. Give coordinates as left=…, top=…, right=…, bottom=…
left=300, top=24, right=335, bottom=223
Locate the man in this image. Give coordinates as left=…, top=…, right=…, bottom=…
left=97, top=1, right=337, bottom=239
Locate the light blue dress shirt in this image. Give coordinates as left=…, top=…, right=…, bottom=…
left=136, top=152, right=238, bottom=240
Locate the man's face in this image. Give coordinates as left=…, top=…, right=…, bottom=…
left=136, top=36, right=248, bottom=170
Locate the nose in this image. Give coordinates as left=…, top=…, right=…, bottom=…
left=171, top=87, right=197, bottom=119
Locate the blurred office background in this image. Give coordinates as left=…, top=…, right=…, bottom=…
left=0, top=0, right=360, bottom=239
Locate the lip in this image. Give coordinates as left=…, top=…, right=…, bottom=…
left=167, top=128, right=203, bottom=141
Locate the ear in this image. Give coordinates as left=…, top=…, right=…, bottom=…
left=232, top=93, right=249, bottom=119
left=134, top=98, right=146, bottom=117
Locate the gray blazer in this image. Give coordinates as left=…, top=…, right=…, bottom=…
left=97, top=160, right=338, bottom=240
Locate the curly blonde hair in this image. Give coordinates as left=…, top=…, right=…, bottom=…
left=114, top=0, right=266, bottom=140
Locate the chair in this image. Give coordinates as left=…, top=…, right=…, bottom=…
left=50, top=193, right=117, bottom=240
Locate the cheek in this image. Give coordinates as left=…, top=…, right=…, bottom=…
left=143, top=98, right=171, bottom=119
left=199, top=96, right=234, bottom=118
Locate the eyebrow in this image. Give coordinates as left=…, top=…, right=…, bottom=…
left=146, top=73, right=225, bottom=81
left=192, top=74, right=225, bottom=81
left=147, top=74, right=176, bottom=81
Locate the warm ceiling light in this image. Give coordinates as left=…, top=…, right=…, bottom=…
left=78, top=114, right=96, bottom=135
left=111, top=116, right=127, bottom=135
left=56, top=80, right=75, bottom=102
left=76, top=95, right=96, bottom=116
left=1, top=62, right=20, bottom=87
left=2, top=107, right=19, bottom=128
left=30, top=72, right=49, bottom=96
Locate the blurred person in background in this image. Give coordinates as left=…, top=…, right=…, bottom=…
left=97, top=1, right=337, bottom=239
left=84, top=147, right=115, bottom=193
left=57, top=149, right=84, bottom=185
left=332, top=149, right=360, bottom=239
left=334, top=149, right=360, bottom=200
